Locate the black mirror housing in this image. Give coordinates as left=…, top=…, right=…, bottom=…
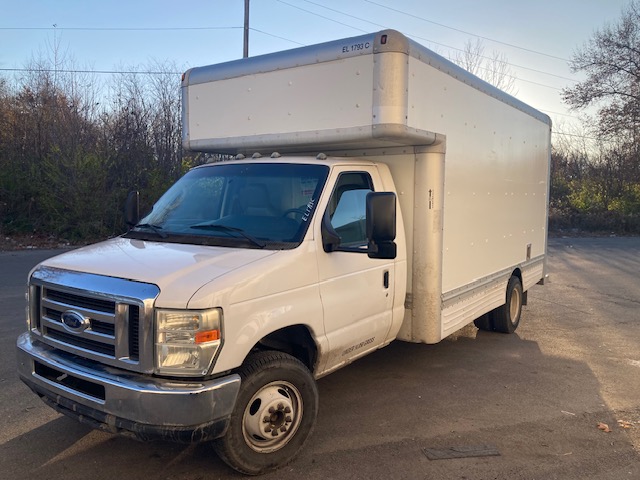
left=124, top=191, right=140, bottom=229
left=366, top=192, right=397, bottom=259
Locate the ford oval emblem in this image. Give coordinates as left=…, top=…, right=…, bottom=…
left=61, top=310, right=90, bottom=333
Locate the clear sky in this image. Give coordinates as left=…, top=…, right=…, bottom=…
left=0, top=0, right=631, bottom=138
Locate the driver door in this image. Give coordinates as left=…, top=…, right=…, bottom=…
left=317, top=167, right=395, bottom=374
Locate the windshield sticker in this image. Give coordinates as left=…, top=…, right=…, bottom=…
left=302, top=198, right=316, bottom=222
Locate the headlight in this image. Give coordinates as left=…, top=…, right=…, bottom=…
left=155, top=308, right=222, bottom=376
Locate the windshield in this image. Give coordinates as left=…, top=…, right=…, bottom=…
left=125, top=162, right=329, bottom=249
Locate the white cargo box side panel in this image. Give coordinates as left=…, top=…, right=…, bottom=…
left=186, top=56, right=374, bottom=143
left=182, top=31, right=440, bottom=154
left=407, top=58, right=550, bottom=292
left=407, top=56, right=550, bottom=338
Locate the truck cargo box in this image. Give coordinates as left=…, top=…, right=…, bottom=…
left=182, top=29, right=551, bottom=343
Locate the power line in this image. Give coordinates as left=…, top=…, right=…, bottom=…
left=541, top=109, right=584, bottom=120
left=298, top=0, right=386, bottom=29
left=275, top=0, right=577, bottom=90
left=278, top=0, right=578, bottom=87
left=0, top=26, right=242, bottom=32
left=267, top=3, right=586, bottom=118
left=3, top=7, right=579, bottom=85
left=553, top=131, right=598, bottom=140
left=1, top=6, right=577, bottom=95
left=0, top=25, right=307, bottom=74
left=0, top=67, right=181, bottom=75
left=363, top=0, right=570, bottom=62
left=250, top=27, right=305, bottom=46
left=276, top=0, right=369, bottom=33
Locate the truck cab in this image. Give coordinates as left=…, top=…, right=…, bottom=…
left=17, top=154, right=405, bottom=474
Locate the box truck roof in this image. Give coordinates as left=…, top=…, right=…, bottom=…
left=182, top=30, right=550, bottom=155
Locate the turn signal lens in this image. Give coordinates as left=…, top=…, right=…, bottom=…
left=195, top=329, right=220, bottom=344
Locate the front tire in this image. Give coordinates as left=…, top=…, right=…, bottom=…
left=491, top=275, right=523, bottom=333
left=214, top=351, right=318, bottom=475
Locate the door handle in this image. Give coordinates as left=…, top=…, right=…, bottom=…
left=383, top=270, right=390, bottom=289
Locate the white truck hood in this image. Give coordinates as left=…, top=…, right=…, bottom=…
left=41, top=237, right=277, bottom=308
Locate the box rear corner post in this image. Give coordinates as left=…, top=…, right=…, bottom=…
left=408, top=140, right=446, bottom=344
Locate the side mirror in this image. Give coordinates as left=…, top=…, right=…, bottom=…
left=124, top=191, right=140, bottom=229
left=366, top=192, right=397, bottom=259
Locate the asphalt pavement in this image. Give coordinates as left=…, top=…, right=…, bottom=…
left=1, top=238, right=639, bottom=480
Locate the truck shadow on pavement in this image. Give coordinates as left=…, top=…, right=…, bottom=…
left=2, top=329, right=638, bottom=480
left=304, top=330, right=639, bottom=480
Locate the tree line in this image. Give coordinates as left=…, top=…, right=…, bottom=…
left=0, top=58, right=203, bottom=241
left=551, top=0, right=640, bottom=234
left=550, top=135, right=640, bottom=234
left=1, top=2, right=639, bottom=242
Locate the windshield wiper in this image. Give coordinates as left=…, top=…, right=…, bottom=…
left=134, top=223, right=168, bottom=238
left=189, top=223, right=266, bottom=248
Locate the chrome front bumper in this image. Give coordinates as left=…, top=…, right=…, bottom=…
left=16, top=332, right=241, bottom=442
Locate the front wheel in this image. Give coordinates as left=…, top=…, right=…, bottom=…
left=491, top=275, right=523, bottom=333
left=214, top=351, right=318, bottom=475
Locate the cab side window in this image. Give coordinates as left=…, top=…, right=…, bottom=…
left=327, top=172, right=373, bottom=249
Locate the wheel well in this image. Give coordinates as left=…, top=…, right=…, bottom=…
left=253, top=325, right=318, bottom=373
left=512, top=268, right=523, bottom=283
left=511, top=268, right=527, bottom=305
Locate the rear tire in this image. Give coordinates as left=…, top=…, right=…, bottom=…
left=473, top=313, right=493, bottom=331
left=214, top=351, right=318, bottom=475
left=491, top=275, right=523, bottom=334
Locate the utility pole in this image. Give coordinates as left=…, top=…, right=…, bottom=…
left=243, top=0, right=249, bottom=58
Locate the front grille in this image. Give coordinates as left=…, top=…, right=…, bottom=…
left=44, top=307, right=116, bottom=336
left=46, top=329, right=116, bottom=356
left=30, top=266, right=159, bottom=374
left=40, top=286, right=123, bottom=360
left=34, top=361, right=106, bottom=400
left=91, top=319, right=116, bottom=336
left=129, top=306, right=140, bottom=361
left=46, top=289, right=115, bottom=313
left=40, top=287, right=140, bottom=361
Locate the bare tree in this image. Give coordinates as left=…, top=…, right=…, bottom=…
left=562, top=1, right=640, bottom=142
left=455, top=38, right=484, bottom=76
left=454, top=39, right=517, bottom=95
left=147, top=60, right=183, bottom=178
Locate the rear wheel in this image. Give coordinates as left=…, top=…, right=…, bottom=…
left=214, top=351, right=318, bottom=475
left=491, top=275, right=523, bottom=333
left=473, top=313, right=493, bottom=331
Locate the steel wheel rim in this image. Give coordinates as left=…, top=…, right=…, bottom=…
left=510, top=286, right=521, bottom=322
left=242, top=380, right=303, bottom=453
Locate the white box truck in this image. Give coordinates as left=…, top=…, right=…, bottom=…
left=17, top=30, right=551, bottom=475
